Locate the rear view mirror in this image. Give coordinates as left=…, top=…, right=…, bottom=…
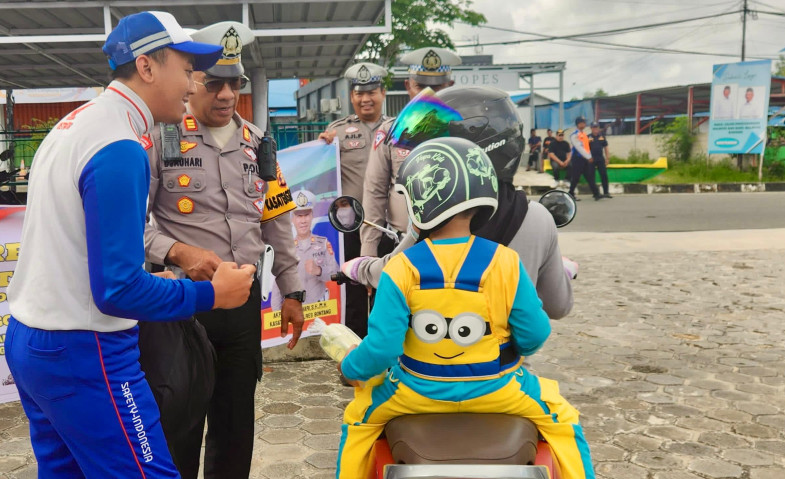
left=328, top=196, right=364, bottom=233
left=538, top=190, right=576, bottom=228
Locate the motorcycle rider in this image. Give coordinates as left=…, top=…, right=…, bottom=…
left=336, top=137, right=595, bottom=479
left=341, top=86, right=573, bottom=319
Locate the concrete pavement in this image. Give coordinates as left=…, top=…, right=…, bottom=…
left=0, top=229, right=783, bottom=479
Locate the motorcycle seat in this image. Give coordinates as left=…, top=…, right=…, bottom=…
left=385, top=414, right=539, bottom=465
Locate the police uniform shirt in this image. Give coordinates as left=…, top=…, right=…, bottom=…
left=271, top=234, right=339, bottom=310
left=588, top=133, right=608, bottom=161
left=360, top=118, right=412, bottom=256
left=327, top=113, right=388, bottom=201
left=144, top=112, right=301, bottom=295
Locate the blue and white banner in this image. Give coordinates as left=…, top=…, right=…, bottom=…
left=708, top=60, right=771, bottom=154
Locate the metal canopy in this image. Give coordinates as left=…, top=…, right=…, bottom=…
left=0, top=0, right=391, bottom=89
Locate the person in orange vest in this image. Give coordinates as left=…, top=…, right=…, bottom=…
left=568, top=117, right=601, bottom=201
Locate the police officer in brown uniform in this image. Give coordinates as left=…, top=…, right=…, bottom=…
left=318, top=62, right=387, bottom=336
left=360, top=47, right=461, bottom=257
left=143, top=22, right=305, bottom=479
left=271, top=190, right=340, bottom=310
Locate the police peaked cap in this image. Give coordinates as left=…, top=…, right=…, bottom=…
left=400, top=47, right=462, bottom=86
left=189, top=21, right=255, bottom=78
left=344, top=62, right=388, bottom=92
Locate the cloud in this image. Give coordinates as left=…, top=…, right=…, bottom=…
left=450, top=0, right=781, bottom=99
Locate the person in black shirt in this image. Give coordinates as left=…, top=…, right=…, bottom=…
left=526, top=129, right=541, bottom=171
left=541, top=129, right=555, bottom=174
left=589, top=122, right=612, bottom=198
left=548, top=129, right=571, bottom=184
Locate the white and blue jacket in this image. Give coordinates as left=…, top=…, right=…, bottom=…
left=8, top=81, right=214, bottom=332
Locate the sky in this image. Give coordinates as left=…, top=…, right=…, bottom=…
left=447, top=0, right=785, bottom=101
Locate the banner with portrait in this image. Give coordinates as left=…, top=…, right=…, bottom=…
left=708, top=60, right=772, bottom=155
left=0, top=206, right=24, bottom=404
left=260, top=140, right=343, bottom=349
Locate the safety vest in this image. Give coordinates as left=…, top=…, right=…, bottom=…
left=398, top=236, right=523, bottom=381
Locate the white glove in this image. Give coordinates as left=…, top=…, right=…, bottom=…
left=562, top=256, right=579, bottom=280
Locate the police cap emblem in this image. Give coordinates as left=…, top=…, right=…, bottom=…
left=423, top=49, right=442, bottom=71
left=357, top=65, right=371, bottom=83
left=221, top=27, right=242, bottom=60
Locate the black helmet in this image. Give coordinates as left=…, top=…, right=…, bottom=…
left=436, top=86, right=525, bottom=184
left=394, top=137, right=498, bottom=232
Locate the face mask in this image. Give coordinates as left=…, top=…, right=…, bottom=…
left=407, top=217, right=420, bottom=241
left=336, top=206, right=356, bottom=228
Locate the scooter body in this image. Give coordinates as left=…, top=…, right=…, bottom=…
left=372, top=413, right=562, bottom=479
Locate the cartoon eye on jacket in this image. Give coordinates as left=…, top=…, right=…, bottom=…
left=409, top=310, right=491, bottom=358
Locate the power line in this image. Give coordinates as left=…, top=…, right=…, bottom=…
left=454, top=6, right=784, bottom=60
left=553, top=1, right=735, bottom=33
left=456, top=10, right=742, bottom=47
left=457, top=31, right=775, bottom=60
left=753, top=0, right=785, bottom=13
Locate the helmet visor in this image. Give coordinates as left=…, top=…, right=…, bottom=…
left=386, top=87, right=462, bottom=149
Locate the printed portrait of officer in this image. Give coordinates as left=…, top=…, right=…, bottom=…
left=271, top=190, right=340, bottom=310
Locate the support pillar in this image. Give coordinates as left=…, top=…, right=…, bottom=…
left=635, top=93, right=642, bottom=135
left=558, top=70, right=564, bottom=130
left=251, top=67, right=268, bottom=132
left=529, top=74, right=535, bottom=133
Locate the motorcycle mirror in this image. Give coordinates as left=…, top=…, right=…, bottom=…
left=328, top=196, right=365, bottom=233
left=538, top=190, right=576, bottom=228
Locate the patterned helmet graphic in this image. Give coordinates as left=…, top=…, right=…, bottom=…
left=394, top=137, right=498, bottom=231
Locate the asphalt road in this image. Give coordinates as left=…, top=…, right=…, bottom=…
left=558, top=192, right=785, bottom=232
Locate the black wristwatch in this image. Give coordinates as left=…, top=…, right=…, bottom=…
left=284, top=291, right=306, bottom=303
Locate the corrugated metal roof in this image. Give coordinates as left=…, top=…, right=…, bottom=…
left=0, top=0, right=389, bottom=89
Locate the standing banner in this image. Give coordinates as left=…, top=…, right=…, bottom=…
left=0, top=206, right=24, bottom=404
left=261, top=140, right=343, bottom=349
left=708, top=60, right=772, bottom=154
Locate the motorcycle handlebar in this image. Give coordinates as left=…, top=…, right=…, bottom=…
left=331, top=272, right=351, bottom=285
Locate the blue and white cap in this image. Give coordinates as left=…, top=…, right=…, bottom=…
left=103, top=11, right=223, bottom=71
left=400, top=47, right=461, bottom=86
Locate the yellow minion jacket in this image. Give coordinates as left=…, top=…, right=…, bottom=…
left=341, top=236, right=551, bottom=383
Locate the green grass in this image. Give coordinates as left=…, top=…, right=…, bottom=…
left=643, top=158, right=785, bottom=184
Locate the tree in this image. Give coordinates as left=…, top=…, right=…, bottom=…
left=583, top=88, right=608, bottom=99
left=655, top=116, right=695, bottom=163
left=774, top=55, right=785, bottom=77
left=359, top=0, right=486, bottom=69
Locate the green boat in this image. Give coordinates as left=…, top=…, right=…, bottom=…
left=545, top=157, right=668, bottom=183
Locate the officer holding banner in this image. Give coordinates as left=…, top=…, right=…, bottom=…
left=143, top=21, right=304, bottom=479
left=317, top=62, right=388, bottom=337
left=361, top=47, right=461, bottom=258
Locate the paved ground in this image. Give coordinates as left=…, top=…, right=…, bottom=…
left=1, top=233, right=784, bottom=479
left=561, top=192, right=785, bottom=233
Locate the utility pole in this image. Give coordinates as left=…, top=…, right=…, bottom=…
left=741, top=0, right=748, bottom=61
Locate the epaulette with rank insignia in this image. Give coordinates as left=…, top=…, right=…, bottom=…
left=183, top=115, right=198, bottom=131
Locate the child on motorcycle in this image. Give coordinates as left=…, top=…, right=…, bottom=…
left=336, top=137, right=595, bottom=479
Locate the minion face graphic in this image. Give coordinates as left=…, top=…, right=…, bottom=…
left=405, top=308, right=498, bottom=366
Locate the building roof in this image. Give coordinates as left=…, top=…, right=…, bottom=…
left=581, top=78, right=785, bottom=120
left=0, top=0, right=389, bottom=89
